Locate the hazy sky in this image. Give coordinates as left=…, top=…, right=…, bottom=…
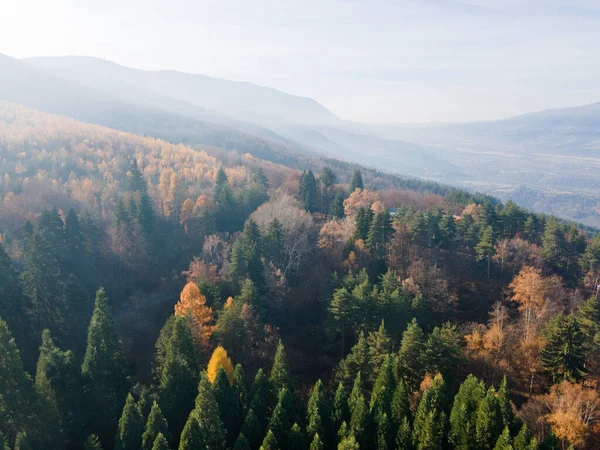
left=2, top=0, right=600, bottom=123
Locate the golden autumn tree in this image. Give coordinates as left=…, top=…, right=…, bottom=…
left=207, top=345, right=234, bottom=384
left=175, top=282, right=214, bottom=355
left=510, top=266, right=548, bottom=341
left=545, top=381, right=600, bottom=448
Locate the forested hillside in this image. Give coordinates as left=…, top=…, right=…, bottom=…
left=2, top=101, right=600, bottom=450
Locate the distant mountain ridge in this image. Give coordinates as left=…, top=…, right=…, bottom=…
left=25, top=56, right=340, bottom=127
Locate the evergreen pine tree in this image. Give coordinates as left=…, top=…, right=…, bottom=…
left=81, top=288, right=130, bottom=447
left=497, top=377, right=513, bottom=430
left=475, top=387, right=503, bottom=450
left=493, top=427, right=513, bottom=450
left=63, top=208, right=86, bottom=277
left=368, top=321, right=392, bottom=384
left=335, top=331, right=369, bottom=389
left=416, top=411, right=442, bottom=450
left=0, top=317, right=41, bottom=446
left=287, top=423, right=305, bottom=450
left=0, top=242, right=27, bottom=348
left=250, top=368, right=274, bottom=426
left=155, top=316, right=198, bottom=437
left=259, top=430, right=279, bottom=450
left=214, top=367, right=241, bottom=445
left=366, top=210, right=394, bottom=257
left=115, top=393, right=144, bottom=450
left=268, top=402, right=290, bottom=448
left=192, top=373, right=227, bottom=450
left=178, top=415, right=206, bottom=450
left=299, top=170, right=318, bottom=213
left=233, top=364, right=249, bottom=418
left=391, top=378, right=411, bottom=430
left=513, top=424, right=535, bottom=450
left=329, top=191, right=346, bottom=219
left=349, top=375, right=370, bottom=449
left=395, top=416, right=412, bottom=450
left=264, top=219, right=285, bottom=267
left=540, top=314, right=586, bottom=382
left=412, top=375, right=447, bottom=450
left=138, top=387, right=152, bottom=421
left=152, top=433, right=169, bottom=450
left=476, top=226, right=495, bottom=279
left=84, top=434, right=103, bottom=450
left=370, top=355, right=395, bottom=418
left=309, top=433, right=323, bottom=450
left=449, top=375, right=486, bottom=450
left=333, top=382, right=350, bottom=430
left=241, top=409, right=263, bottom=450
left=375, top=412, right=392, bottom=450
left=424, top=323, right=462, bottom=378
left=270, top=340, right=294, bottom=395
left=306, top=380, right=331, bottom=444
left=21, top=230, right=68, bottom=342
left=142, top=401, right=171, bottom=450
left=354, top=208, right=374, bottom=241
left=35, top=329, right=85, bottom=448
left=349, top=169, right=364, bottom=194
left=397, top=319, right=426, bottom=391
left=541, top=217, right=567, bottom=272
left=338, top=435, right=360, bottom=450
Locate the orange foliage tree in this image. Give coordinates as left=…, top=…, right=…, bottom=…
left=174, top=282, right=214, bottom=355
left=544, top=381, right=600, bottom=448
left=207, top=345, right=234, bottom=384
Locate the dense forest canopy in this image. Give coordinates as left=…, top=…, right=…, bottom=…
left=2, top=101, right=600, bottom=449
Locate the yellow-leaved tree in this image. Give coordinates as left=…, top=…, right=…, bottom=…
left=207, top=345, right=234, bottom=384
left=174, top=282, right=214, bottom=356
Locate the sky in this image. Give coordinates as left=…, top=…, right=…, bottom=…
left=2, top=0, right=600, bottom=123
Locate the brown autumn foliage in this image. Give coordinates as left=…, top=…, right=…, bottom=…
left=174, top=282, right=215, bottom=355
left=343, top=188, right=381, bottom=217
left=544, top=381, right=600, bottom=448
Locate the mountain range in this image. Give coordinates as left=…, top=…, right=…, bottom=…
left=2, top=53, right=600, bottom=226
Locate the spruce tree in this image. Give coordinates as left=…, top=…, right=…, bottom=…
left=449, top=375, right=486, bottom=450
left=152, top=433, right=169, bottom=450
left=497, top=377, right=513, bottom=430
left=391, top=378, right=411, bottom=429
left=234, top=434, right=251, bottom=450
left=540, top=314, right=587, bottom=382
left=335, top=331, right=369, bottom=389
left=270, top=340, right=294, bottom=395
left=493, top=427, right=513, bottom=450
left=35, top=329, right=85, bottom=447
left=233, top=364, right=249, bottom=417
left=179, top=415, right=206, bottom=450
left=309, top=433, right=323, bottom=450
left=82, top=288, right=130, bottom=447
left=0, top=317, right=40, bottom=445
left=306, top=380, right=331, bottom=444
left=397, top=319, right=426, bottom=391
left=354, top=208, right=374, bottom=241
left=84, top=434, right=103, bottom=450
left=0, top=242, right=27, bottom=348
left=425, top=323, right=462, bottom=379
left=349, top=169, right=364, bottom=193
left=250, top=368, right=274, bottom=426
left=366, top=210, right=394, bottom=258
left=142, top=401, right=171, bottom=450
left=475, top=226, right=495, bottom=278
left=214, top=366, right=241, bottom=445
left=475, top=387, right=502, bottom=450
left=368, top=321, right=392, bottom=384
left=241, top=409, right=263, bottom=450
left=412, top=375, right=447, bottom=450
left=259, top=430, right=279, bottom=450
left=338, top=435, right=360, bottom=450
left=192, top=373, right=226, bottom=450
left=375, top=412, right=392, bottom=450
left=541, top=217, right=567, bottom=272
left=395, top=416, right=411, bottom=450
left=287, top=423, right=305, bottom=450
left=514, top=424, right=534, bottom=450
left=349, top=375, right=370, bottom=449
left=415, top=411, right=442, bottom=450
left=329, top=191, right=346, bottom=219
left=264, top=219, right=285, bottom=267
left=371, top=355, right=395, bottom=420
left=268, top=402, right=290, bottom=447
left=21, top=230, right=68, bottom=342
left=138, top=387, right=152, bottom=421
left=63, top=208, right=86, bottom=278
left=115, top=393, right=144, bottom=450
left=155, top=316, right=198, bottom=436
left=333, top=382, right=350, bottom=429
